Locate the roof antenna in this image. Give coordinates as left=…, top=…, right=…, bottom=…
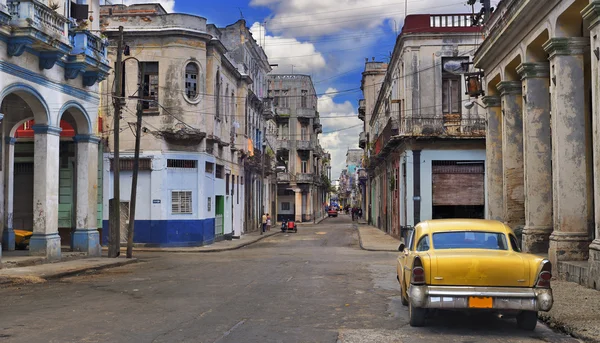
left=238, top=8, right=244, bottom=20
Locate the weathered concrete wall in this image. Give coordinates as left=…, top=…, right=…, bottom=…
left=482, top=95, right=503, bottom=221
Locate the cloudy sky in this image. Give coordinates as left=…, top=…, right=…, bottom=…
left=107, top=0, right=486, bottom=178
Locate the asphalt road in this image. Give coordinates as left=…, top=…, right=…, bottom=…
left=0, top=215, right=580, bottom=343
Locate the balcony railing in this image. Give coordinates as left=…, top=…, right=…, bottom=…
left=277, top=173, right=291, bottom=183
left=70, top=29, right=109, bottom=64
left=296, top=139, right=313, bottom=150
left=358, top=99, right=365, bottom=121
left=297, top=108, right=316, bottom=119
left=276, top=138, right=289, bottom=150
left=399, top=117, right=486, bottom=137
left=359, top=132, right=366, bottom=149
left=8, top=0, right=69, bottom=43
left=296, top=173, right=313, bottom=183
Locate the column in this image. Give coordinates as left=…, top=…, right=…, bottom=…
left=72, top=135, right=101, bottom=256
left=29, top=125, right=61, bottom=259
left=583, top=1, right=600, bottom=288
left=1, top=137, right=15, bottom=251
left=294, top=187, right=302, bottom=222
left=496, top=81, right=525, bottom=230
left=482, top=95, right=503, bottom=221
left=516, top=63, right=553, bottom=254
left=543, top=37, right=593, bottom=265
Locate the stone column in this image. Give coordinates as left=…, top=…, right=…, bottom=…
left=482, top=95, right=503, bottom=221
left=496, top=81, right=525, bottom=230
left=516, top=63, right=553, bottom=254
left=543, top=37, right=593, bottom=265
left=29, top=125, right=61, bottom=259
left=1, top=137, right=15, bottom=251
left=583, top=1, right=600, bottom=289
left=294, top=187, right=302, bottom=222
left=72, top=135, right=101, bottom=256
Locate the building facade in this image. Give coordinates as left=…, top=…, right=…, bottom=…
left=473, top=0, right=600, bottom=289
left=0, top=0, right=109, bottom=261
left=270, top=74, right=328, bottom=222
left=99, top=4, right=262, bottom=246
left=361, top=14, right=486, bottom=238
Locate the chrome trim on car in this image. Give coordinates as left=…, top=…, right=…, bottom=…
left=408, top=285, right=553, bottom=312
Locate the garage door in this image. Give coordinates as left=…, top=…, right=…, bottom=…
left=432, top=161, right=484, bottom=206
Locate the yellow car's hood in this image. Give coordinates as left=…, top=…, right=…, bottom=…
left=430, top=249, right=544, bottom=287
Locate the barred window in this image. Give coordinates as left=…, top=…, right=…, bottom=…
left=216, top=164, right=224, bottom=179
left=205, top=162, right=214, bottom=174
left=185, top=63, right=199, bottom=99
left=110, top=159, right=152, bottom=171
left=167, top=159, right=197, bottom=169
left=171, top=191, right=192, bottom=214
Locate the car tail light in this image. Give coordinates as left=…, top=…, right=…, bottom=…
left=411, top=257, right=425, bottom=285
left=536, top=260, right=552, bottom=288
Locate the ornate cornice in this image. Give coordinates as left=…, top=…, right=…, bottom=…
left=482, top=95, right=501, bottom=108
left=496, top=81, right=522, bottom=96
left=516, top=62, right=550, bottom=79
left=543, top=37, right=589, bottom=58
left=582, top=1, right=600, bottom=31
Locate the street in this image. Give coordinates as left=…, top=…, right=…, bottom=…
left=0, top=215, right=579, bottom=343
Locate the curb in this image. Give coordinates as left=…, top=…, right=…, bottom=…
left=539, top=313, right=600, bottom=343
left=102, top=232, right=281, bottom=253
left=355, top=224, right=399, bottom=252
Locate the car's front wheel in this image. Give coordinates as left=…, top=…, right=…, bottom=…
left=409, top=302, right=426, bottom=327
left=516, top=311, right=538, bottom=331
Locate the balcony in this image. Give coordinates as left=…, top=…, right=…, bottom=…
left=275, top=108, right=291, bottom=121
left=297, top=108, right=316, bottom=119
left=6, top=0, right=71, bottom=58
left=277, top=173, right=291, bottom=183
left=276, top=138, right=290, bottom=150
left=296, top=139, right=313, bottom=151
left=359, top=132, right=366, bottom=149
left=262, top=98, right=275, bottom=120
left=399, top=117, right=486, bottom=138
left=67, top=29, right=110, bottom=86
left=296, top=173, right=313, bottom=183
left=358, top=99, right=365, bottom=121
left=358, top=168, right=368, bottom=181
left=313, top=117, right=321, bottom=129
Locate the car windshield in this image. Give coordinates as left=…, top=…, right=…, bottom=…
left=432, top=231, right=509, bottom=250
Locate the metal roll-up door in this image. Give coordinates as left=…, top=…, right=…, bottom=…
left=432, top=161, right=484, bottom=206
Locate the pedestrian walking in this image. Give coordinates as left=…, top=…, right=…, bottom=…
left=358, top=208, right=363, bottom=220
left=261, top=213, right=267, bottom=232
left=351, top=207, right=355, bottom=221
left=266, top=214, right=271, bottom=231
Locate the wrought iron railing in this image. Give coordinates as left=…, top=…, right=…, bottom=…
left=398, top=117, right=486, bottom=137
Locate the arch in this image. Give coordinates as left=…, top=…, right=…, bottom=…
left=58, top=101, right=93, bottom=135
left=487, top=73, right=502, bottom=96
left=9, top=117, right=34, bottom=137
left=0, top=83, right=50, bottom=125
left=555, top=0, right=588, bottom=37
left=504, top=54, right=523, bottom=81
left=526, top=29, right=551, bottom=63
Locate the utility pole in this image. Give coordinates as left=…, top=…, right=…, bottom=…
left=109, top=26, right=124, bottom=258
left=127, top=62, right=145, bottom=258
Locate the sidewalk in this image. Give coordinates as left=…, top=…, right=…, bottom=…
left=102, top=230, right=280, bottom=253
left=0, top=257, right=137, bottom=286
left=356, top=224, right=400, bottom=252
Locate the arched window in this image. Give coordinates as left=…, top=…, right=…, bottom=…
left=185, top=63, right=199, bottom=99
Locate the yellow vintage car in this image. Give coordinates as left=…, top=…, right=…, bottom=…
left=14, top=229, right=33, bottom=250
left=397, top=219, right=553, bottom=330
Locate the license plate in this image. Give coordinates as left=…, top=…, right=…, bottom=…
left=468, top=296, right=493, bottom=308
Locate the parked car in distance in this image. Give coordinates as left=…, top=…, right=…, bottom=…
left=327, top=207, right=338, bottom=217
left=397, top=219, right=553, bottom=330
left=14, top=229, right=33, bottom=250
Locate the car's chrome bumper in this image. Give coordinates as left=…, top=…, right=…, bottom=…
left=408, top=285, right=553, bottom=312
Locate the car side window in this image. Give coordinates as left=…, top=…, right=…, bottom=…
left=406, top=230, right=415, bottom=251
left=416, top=236, right=430, bottom=252
left=509, top=234, right=521, bottom=252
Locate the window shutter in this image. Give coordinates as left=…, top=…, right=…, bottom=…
left=172, top=191, right=180, bottom=213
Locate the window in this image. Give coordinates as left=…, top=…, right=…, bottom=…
left=301, top=90, right=308, bottom=108
left=282, top=202, right=291, bottom=210
left=216, top=164, right=224, bottom=179
left=432, top=231, right=509, bottom=250
left=142, top=62, right=159, bottom=112
left=406, top=229, right=415, bottom=251
left=171, top=191, right=192, bottom=214
left=207, top=197, right=211, bottom=211
left=273, top=90, right=280, bottom=106
left=110, top=158, right=152, bottom=171
left=241, top=176, right=244, bottom=185
left=300, top=125, right=308, bottom=140
left=416, top=236, right=430, bottom=251
left=205, top=162, right=214, bottom=174
left=509, top=234, right=521, bottom=252
left=226, top=174, right=230, bottom=195
left=301, top=160, right=308, bottom=173
left=167, top=159, right=197, bottom=169
left=281, top=89, right=289, bottom=107
left=215, top=72, right=221, bottom=119
left=185, top=63, right=199, bottom=99
left=236, top=176, right=239, bottom=204
left=442, top=76, right=460, bottom=114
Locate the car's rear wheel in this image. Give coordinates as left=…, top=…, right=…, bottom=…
left=409, top=302, right=426, bottom=327
left=516, top=311, right=538, bottom=331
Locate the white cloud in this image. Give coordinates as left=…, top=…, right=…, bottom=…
left=250, top=0, right=470, bottom=37
left=119, top=0, right=175, bottom=12
left=250, top=22, right=326, bottom=74
left=317, top=88, right=363, bottom=179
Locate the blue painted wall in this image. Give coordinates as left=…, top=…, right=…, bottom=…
left=101, top=218, right=216, bottom=247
